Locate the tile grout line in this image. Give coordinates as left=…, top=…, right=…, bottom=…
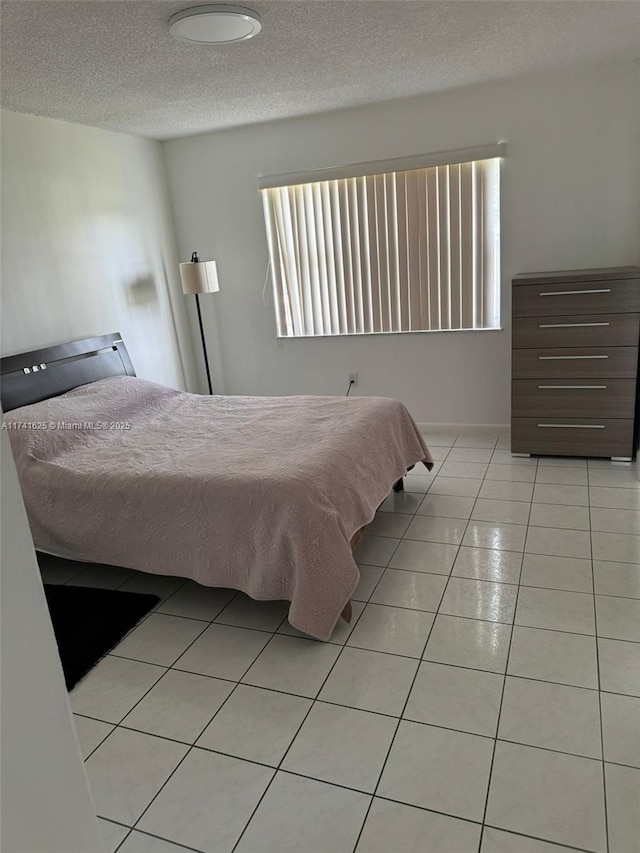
left=225, top=465, right=442, bottom=851
left=349, top=442, right=464, bottom=828
left=76, top=680, right=640, bottom=768
left=227, top=582, right=378, bottom=852
left=82, top=641, right=636, bottom=726
left=588, top=462, right=611, bottom=853
left=117, top=586, right=294, bottom=724
left=476, top=449, right=536, bottom=853
left=99, top=592, right=302, bottom=851
left=117, top=626, right=286, bottom=847
left=105, top=594, right=639, bottom=652
left=94, top=742, right=622, bottom=850
left=114, top=824, right=201, bottom=853
left=364, top=546, right=638, bottom=596
left=106, top=713, right=618, bottom=766
left=122, top=595, right=312, bottom=829
left=102, top=605, right=218, bottom=722
left=210, top=516, right=406, bottom=852
left=480, top=824, right=599, bottom=853
left=351, top=436, right=500, bottom=853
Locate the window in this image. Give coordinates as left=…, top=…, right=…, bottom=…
left=260, top=145, right=503, bottom=338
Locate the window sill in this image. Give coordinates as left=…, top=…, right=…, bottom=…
left=276, top=327, right=504, bottom=340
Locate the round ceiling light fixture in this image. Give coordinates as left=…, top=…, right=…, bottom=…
left=169, top=4, right=262, bottom=44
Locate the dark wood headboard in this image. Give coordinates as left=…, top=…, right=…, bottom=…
left=0, top=333, right=136, bottom=412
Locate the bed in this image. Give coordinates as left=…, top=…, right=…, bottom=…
left=1, top=333, right=433, bottom=640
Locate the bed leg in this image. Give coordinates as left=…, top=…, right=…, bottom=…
left=393, top=477, right=404, bottom=492
left=341, top=600, right=353, bottom=623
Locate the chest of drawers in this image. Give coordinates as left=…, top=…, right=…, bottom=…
left=511, top=267, right=640, bottom=459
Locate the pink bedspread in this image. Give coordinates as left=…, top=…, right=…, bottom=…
left=6, top=376, right=432, bottom=640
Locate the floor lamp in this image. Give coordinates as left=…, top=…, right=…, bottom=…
left=179, top=251, right=219, bottom=395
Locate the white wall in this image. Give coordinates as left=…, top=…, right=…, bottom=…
left=1, top=110, right=198, bottom=391
left=164, top=61, right=640, bottom=424
left=0, top=428, right=102, bottom=853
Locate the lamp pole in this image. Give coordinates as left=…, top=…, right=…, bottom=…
left=194, top=291, right=213, bottom=395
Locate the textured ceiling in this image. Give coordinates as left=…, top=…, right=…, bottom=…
left=1, top=0, right=640, bottom=140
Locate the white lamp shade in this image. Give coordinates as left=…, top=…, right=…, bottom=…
left=179, top=260, right=220, bottom=294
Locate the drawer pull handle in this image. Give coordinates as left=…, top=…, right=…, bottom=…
left=539, top=289, right=612, bottom=296
left=538, top=355, right=608, bottom=360
left=537, top=385, right=607, bottom=389
left=538, top=322, right=610, bottom=328
left=537, top=424, right=605, bottom=429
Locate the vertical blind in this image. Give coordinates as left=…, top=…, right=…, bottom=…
left=261, top=156, right=501, bottom=338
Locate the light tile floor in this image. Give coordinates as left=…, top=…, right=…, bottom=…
left=40, top=431, right=640, bottom=853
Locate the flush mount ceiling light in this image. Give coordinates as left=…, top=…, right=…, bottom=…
left=169, top=4, right=262, bottom=44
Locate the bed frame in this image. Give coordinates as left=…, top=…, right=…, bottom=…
left=0, top=333, right=135, bottom=412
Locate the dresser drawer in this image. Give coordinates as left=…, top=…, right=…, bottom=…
left=512, top=347, right=638, bottom=380
left=511, top=418, right=634, bottom=458
left=512, top=379, right=636, bottom=418
left=513, top=279, right=640, bottom=318
left=513, top=314, right=639, bottom=349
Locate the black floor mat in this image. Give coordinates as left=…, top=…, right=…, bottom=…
left=43, top=584, right=159, bottom=690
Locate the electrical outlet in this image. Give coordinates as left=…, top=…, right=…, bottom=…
left=348, top=372, right=359, bottom=386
